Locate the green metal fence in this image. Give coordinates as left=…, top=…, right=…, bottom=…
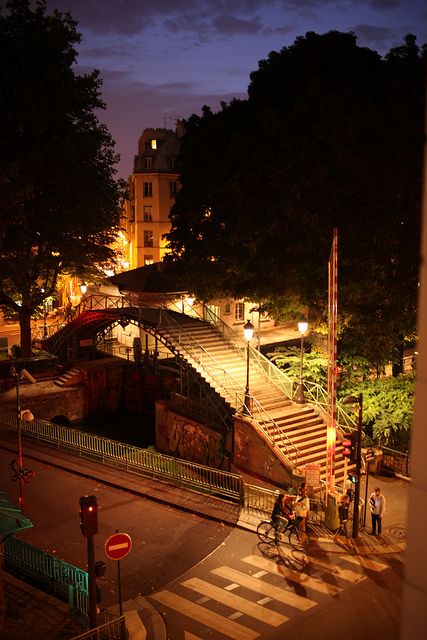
left=0, top=409, right=242, bottom=502
left=4, top=536, right=88, bottom=620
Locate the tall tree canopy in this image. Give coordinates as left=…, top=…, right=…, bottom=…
left=0, top=0, right=125, bottom=356
left=166, top=31, right=425, bottom=371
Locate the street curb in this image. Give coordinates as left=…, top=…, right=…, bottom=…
left=0, top=440, right=240, bottom=528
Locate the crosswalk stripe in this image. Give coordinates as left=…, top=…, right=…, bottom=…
left=182, top=577, right=288, bottom=627
left=339, top=555, right=388, bottom=572
left=277, top=550, right=366, bottom=583
left=151, top=590, right=259, bottom=640
left=242, top=555, right=342, bottom=596
left=212, top=566, right=317, bottom=611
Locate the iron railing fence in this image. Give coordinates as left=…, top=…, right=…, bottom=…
left=235, top=390, right=298, bottom=469
left=0, top=409, right=242, bottom=502
left=70, top=610, right=126, bottom=640
left=380, top=445, right=410, bottom=477
left=4, top=536, right=88, bottom=620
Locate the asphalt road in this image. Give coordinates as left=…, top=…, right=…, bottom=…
left=0, top=449, right=232, bottom=607
left=149, top=524, right=404, bottom=640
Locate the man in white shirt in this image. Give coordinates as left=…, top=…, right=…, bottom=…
left=369, top=486, right=386, bottom=536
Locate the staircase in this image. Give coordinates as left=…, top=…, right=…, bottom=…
left=54, top=368, right=83, bottom=387
left=156, top=310, right=349, bottom=484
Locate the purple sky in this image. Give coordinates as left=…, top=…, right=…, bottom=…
left=46, top=0, right=426, bottom=179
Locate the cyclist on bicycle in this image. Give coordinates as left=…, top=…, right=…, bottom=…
left=271, top=494, right=295, bottom=541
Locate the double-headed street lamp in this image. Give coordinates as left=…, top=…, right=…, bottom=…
left=295, top=319, right=309, bottom=404
left=243, top=319, right=254, bottom=415
left=10, top=366, right=36, bottom=510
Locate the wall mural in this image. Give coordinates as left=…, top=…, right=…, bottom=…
left=158, top=415, right=224, bottom=468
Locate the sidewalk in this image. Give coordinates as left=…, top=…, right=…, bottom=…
left=0, top=430, right=408, bottom=639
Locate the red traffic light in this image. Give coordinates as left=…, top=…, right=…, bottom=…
left=79, top=495, right=98, bottom=537
left=342, top=432, right=356, bottom=462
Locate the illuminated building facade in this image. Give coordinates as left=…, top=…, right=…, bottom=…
left=123, top=126, right=182, bottom=268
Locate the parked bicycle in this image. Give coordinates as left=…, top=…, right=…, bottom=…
left=257, top=517, right=310, bottom=547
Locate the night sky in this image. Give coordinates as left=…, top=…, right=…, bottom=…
left=45, top=1, right=427, bottom=179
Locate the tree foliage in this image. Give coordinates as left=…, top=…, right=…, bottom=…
left=339, top=374, right=414, bottom=452
left=166, top=31, right=425, bottom=371
left=267, top=344, right=328, bottom=386
left=0, top=0, right=126, bottom=356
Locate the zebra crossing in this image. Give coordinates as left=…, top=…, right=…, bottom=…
left=150, top=547, right=389, bottom=639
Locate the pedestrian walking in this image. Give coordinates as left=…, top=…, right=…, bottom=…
left=369, top=486, right=386, bottom=536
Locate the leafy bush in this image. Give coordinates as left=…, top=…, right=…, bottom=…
left=339, top=374, right=414, bottom=451
left=266, top=344, right=328, bottom=386
left=267, top=344, right=414, bottom=452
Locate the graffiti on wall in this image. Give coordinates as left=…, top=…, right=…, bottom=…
left=160, top=416, right=224, bottom=467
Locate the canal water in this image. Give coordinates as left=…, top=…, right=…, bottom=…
left=74, top=410, right=156, bottom=449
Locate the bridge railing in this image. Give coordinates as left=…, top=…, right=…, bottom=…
left=4, top=536, right=88, bottom=621
left=0, top=409, right=242, bottom=502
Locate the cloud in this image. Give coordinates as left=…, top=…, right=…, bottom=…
left=212, top=14, right=264, bottom=36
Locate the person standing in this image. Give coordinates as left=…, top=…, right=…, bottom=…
left=369, top=486, right=386, bottom=536
left=295, top=483, right=310, bottom=541
left=335, top=493, right=351, bottom=543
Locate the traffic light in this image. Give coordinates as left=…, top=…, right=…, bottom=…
left=342, top=432, right=357, bottom=464
left=79, top=495, right=98, bottom=537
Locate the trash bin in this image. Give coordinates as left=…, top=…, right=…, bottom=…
left=325, top=492, right=340, bottom=531
left=368, top=449, right=383, bottom=474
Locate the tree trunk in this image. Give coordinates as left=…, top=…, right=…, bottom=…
left=19, top=308, right=33, bottom=358
left=392, top=333, right=404, bottom=377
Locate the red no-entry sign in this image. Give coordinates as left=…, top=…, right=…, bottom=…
left=104, top=532, right=132, bottom=560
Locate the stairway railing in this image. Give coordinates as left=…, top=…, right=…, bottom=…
left=178, top=301, right=356, bottom=434
left=156, top=307, right=298, bottom=470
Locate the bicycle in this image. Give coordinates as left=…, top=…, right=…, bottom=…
left=257, top=517, right=310, bottom=547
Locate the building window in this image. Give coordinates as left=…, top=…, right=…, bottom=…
left=235, top=303, right=244, bottom=321
left=144, top=255, right=154, bottom=265
left=143, top=205, right=153, bottom=221
left=169, top=157, right=176, bottom=169
left=224, top=303, right=231, bottom=315
left=143, top=157, right=152, bottom=169
left=169, top=181, right=177, bottom=198
left=151, top=139, right=157, bottom=149
left=144, top=230, right=154, bottom=247
left=143, top=182, right=152, bottom=197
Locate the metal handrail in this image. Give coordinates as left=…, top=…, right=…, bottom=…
left=236, top=391, right=299, bottom=468
left=4, top=536, right=88, bottom=618
left=157, top=307, right=299, bottom=469
left=0, top=409, right=242, bottom=501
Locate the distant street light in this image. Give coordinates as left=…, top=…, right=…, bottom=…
left=43, top=299, right=48, bottom=338
left=343, top=393, right=363, bottom=538
left=80, top=282, right=88, bottom=295
left=243, top=319, right=254, bottom=415
left=295, top=319, right=309, bottom=404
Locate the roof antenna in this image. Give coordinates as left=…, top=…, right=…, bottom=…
left=163, top=116, right=166, bottom=128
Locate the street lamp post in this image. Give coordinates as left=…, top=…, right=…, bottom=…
left=295, top=320, right=308, bottom=404
left=43, top=300, right=48, bottom=338
left=10, top=367, right=35, bottom=510
left=242, top=319, right=254, bottom=415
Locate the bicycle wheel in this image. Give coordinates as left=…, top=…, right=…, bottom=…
left=257, top=521, right=276, bottom=543
left=289, top=524, right=310, bottom=547
left=288, top=525, right=300, bottom=546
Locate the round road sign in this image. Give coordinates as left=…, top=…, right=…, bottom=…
left=104, top=532, right=132, bottom=560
